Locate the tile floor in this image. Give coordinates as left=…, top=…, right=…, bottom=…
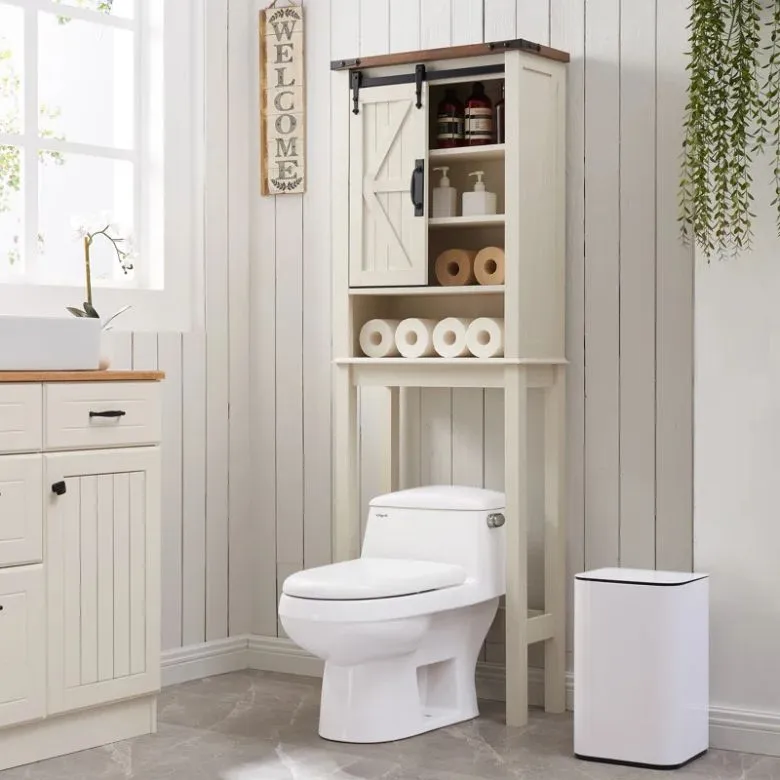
left=0, top=671, right=774, bottom=779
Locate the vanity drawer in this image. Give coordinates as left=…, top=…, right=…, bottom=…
left=0, top=455, right=42, bottom=566
left=44, top=382, right=162, bottom=451
left=0, top=385, right=42, bottom=454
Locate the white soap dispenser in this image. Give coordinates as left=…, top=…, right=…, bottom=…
left=432, top=166, right=457, bottom=218
left=462, top=171, right=497, bottom=217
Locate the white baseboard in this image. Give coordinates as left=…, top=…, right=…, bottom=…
left=161, top=636, right=249, bottom=687
left=710, top=705, right=780, bottom=757
left=161, top=635, right=780, bottom=757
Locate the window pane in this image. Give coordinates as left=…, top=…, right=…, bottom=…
left=51, top=0, right=134, bottom=21
left=38, top=12, right=134, bottom=150
left=0, top=4, right=24, bottom=135
left=38, top=152, right=134, bottom=287
left=0, top=146, right=24, bottom=280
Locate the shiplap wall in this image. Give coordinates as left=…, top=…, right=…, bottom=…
left=135, top=0, right=694, bottom=659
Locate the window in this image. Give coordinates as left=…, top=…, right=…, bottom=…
left=0, top=0, right=201, bottom=330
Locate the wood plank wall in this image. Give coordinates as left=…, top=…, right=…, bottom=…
left=132, top=0, right=694, bottom=661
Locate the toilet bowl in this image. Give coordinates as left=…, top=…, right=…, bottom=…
left=278, top=485, right=506, bottom=743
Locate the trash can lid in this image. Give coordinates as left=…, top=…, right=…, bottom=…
left=575, top=568, right=708, bottom=586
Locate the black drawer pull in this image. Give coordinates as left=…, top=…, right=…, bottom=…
left=52, top=481, right=67, bottom=496
left=89, top=410, right=126, bottom=419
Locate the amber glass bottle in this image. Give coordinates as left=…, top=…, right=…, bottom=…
left=495, top=82, right=506, bottom=144
left=465, top=82, right=493, bottom=146
left=436, top=89, right=465, bottom=148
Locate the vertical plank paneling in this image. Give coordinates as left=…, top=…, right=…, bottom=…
left=96, top=475, right=114, bottom=682
left=80, top=476, right=98, bottom=686
left=129, top=472, right=146, bottom=675
left=516, top=0, right=550, bottom=44
left=113, top=473, right=130, bottom=679
left=131, top=334, right=158, bottom=371
left=331, top=0, right=360, bottom=61
left=551, top=0, right=586, bottom=660
left=158, top=334, right=183, bottom=650
left=421, top=0, right=452, bottom=49
left=619, top=0, right=657, bottom=569
left=204, top=0, right=230, bottom=643
left=584, top=0, right=621, bottom=570
left=483, top=390, right=504, bottom=490
left=181, top=332, right=206, bottom=645
left=484, top=0, right=516, bottom=42
left=389, top=0, right=420, bottom=53
left=227, top=0, right=253, bottom=637
left=64, top=479, right=81, bottom=688
left=274, top=197, right=304, bottom=572
left=250, top=0, right=279, bottom=639
left=655, top=0, right=693, bottom=572
left=303, top=0, right=333, bottom=570
left=452, top=390, right=485, bottom=487
left=451, top=0, right=483, bottom=45
left=105, top=333, right=132, bottom=371
left=360, top=0, right=388, bottom=56
left=421, top=389, right=453, bottom=484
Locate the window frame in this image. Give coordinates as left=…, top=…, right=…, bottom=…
left=0, top=0, right=202, bottom=332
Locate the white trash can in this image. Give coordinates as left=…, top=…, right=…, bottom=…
left=574, top=568, right=709, bottom=769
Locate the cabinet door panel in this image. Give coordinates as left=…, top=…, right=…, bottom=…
left=45, top=448, right=160, bottom=715
left=0, top=566, right=45, bottom=728
left=349, top=82, right=429, bottom=287
left=0, top=454, right=42, bottom=566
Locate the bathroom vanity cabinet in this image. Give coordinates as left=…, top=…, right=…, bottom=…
left=331, top=40, right=569, bottom=727
left=0, top=371, right=162, bottom=771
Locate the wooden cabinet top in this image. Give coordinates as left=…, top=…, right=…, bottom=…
left=0, top=370, right=164, bottom=383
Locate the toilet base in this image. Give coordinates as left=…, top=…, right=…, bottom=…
left=318, top=633, right=486, bottom=743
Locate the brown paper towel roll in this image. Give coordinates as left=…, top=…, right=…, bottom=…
left=434, top=249, right=477, bottom=286
left=474, top=246, right=506, bottom=285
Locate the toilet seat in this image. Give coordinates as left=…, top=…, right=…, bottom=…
left=282, top=558, right=466, bottom=600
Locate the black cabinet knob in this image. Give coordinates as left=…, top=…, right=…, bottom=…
left=52, top=481, right=67, bottom=496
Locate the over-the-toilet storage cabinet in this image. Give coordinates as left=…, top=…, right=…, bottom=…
left=331, top=40, right=568, bottom=727
left=0, top=373, right=161, bottom=771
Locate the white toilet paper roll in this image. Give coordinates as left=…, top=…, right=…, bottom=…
left=433, top=317, right=473, bottom=358
left=359, top=319, right=401, bottom=358
left=395, top=318, right=438, bottom=358
left=466, top=317, right=505, bottom=358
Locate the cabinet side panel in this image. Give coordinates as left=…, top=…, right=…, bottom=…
left=506, top=53, right=566, bottom=358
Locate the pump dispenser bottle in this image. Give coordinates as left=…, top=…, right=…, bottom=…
left=462, top=171, right=497, bottom=216
left=432, top=166, right=457, bottom=218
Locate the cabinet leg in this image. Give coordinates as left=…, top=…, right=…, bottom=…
left=333, top=367, right=359, bottom=562
left=388, top=387, right=400, bottom=494
left=504, top=369, right=529, bottom=727
left=544, top=366, right=567, bottom=713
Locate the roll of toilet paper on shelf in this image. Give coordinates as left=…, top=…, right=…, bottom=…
left=434, top=249, right=477, bottom=286
left=359, top=319, right=401, bottom=358
left=395, top=318, right=438, bottom=358
left=466, top=317, right=505, bottom=358
left=433, top=317, right=473, bottom=358
left=474, top=246, right=506, bottom=286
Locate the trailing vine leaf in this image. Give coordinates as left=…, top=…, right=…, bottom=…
left=763, top=0, right=780, bottom=234
left=681, top=0, right=763, bottom=259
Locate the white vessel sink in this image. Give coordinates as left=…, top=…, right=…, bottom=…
left=0, top=316, right=101, bottom=371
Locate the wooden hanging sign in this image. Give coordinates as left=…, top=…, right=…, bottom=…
left=260, top=2, right=306, bottom=195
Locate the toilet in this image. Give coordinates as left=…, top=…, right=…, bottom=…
left=278, top=485, right=506, bottom=744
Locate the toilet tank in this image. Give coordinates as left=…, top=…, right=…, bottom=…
left=362, top=486, right=506, bottom=594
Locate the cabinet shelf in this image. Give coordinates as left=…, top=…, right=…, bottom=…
left=429, top=214, right=505, bottom=229
left=349, top=285, right=505, bottom=296
left=429, top=144, right=505, bottom=163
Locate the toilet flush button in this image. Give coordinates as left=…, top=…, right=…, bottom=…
left=487, top=513, right=505, bottom=528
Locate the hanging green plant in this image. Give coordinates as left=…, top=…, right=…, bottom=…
left=680, top=0, right=764, bottom=259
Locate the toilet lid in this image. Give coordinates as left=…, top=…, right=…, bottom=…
left=282, top=558, right=467, bottom=600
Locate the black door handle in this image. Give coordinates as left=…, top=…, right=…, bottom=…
left=409, top=159, right=424, bottom=217
left=89, top=410, right=126, bottom=418
left=52, top=481, right=67, bottom=496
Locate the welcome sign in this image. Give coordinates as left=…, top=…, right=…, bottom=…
left=260, top=2, right=305, bottom=195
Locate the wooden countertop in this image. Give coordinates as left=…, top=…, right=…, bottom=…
left=0, top=370, right=164, bottom=383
